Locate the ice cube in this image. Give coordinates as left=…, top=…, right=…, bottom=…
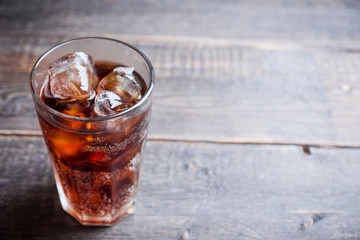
left=96, top=66, right=142, bottom=105
left=92, top=91, right=128, bottom=117
left=55, top=97, right=94, bottom=118
left=48, top=52, right=98, bottom=100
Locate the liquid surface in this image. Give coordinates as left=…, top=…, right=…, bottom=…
left=41, top=60, right=147, bottom=118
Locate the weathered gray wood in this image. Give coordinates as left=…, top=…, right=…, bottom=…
left=1, top=136, right=360, bottom=239
left=1, top=33, right=360, bottom=146
left=0, top=0, right=359, bottom=42
left=1, top=1, right=359, bottom=240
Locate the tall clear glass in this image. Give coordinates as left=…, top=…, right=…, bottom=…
left=30, top=38, right=155, bottom=226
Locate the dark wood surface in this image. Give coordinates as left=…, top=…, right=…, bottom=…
left=2, top=136, right=360, bottom=239
left=0, top=0, right=360, bottom=239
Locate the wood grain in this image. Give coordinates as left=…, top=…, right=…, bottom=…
left=0, top=0, right=359, bottom=42
left=1, top=136, right=360, bottom=239
left=1, top=33, right=360, bottom=146
left=1, top=1, right=360, bottom=239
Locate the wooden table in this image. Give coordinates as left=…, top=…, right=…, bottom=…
left=1, top=0, right=360, bottom=239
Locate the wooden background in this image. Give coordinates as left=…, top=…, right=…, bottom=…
left=0, top=0, right=360, bottom=239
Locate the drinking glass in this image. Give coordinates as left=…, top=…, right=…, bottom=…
left=30, top=37, right=155, bottom=226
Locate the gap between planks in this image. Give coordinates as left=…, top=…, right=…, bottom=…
left=1, top=129, right=360, bottom=149
left=4, top=30, right=360, bottom=53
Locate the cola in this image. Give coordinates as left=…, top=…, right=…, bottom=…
left=33, top=46, right=153, bottom=226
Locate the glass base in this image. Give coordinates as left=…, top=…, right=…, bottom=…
left=54, top=171, right=137, bottom=226
left=62, top=198, right=136, bottom=226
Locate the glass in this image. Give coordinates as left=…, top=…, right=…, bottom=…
left=30, top=38, right=155, bottom=226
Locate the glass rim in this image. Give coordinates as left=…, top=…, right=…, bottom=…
left=30, top=37, right=155, bottom=122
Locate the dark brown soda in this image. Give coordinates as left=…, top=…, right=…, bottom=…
left=38, top=61, right=150, bottom=225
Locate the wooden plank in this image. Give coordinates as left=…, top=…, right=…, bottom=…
left=1, top=136, right=360, bottom=239
left=0, top=0, right=359, bottom=42
left=1, top=33, right=360, bottom=146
